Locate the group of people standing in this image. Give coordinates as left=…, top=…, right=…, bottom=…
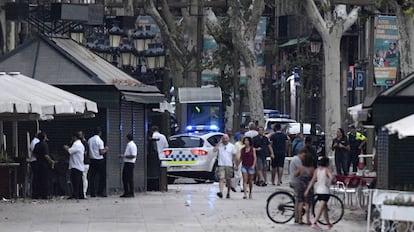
left=28, top=127, right=137, bottom=200
left=332, top=125, right=366, bottom=176
left=215, top=122, right=297, bottom=200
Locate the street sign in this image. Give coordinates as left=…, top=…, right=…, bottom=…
left=355, top=71, right=365, bottom=90
left=280, top=73, right=286, bottom=92
left=347, top=71, right=353, bottom=91
left=294, top=67, right=300, bottom=86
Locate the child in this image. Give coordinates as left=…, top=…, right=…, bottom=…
left=304, top=156, right=333, bottom=229
left=295, top=154, right=315, bottom=225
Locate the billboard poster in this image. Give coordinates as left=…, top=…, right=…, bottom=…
left=374, top=15, right=399, bottom=86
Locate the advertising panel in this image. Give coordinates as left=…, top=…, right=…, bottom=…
left=374, top=15, right=399, bottom=86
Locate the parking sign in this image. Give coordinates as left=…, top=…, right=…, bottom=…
left=355, top=71, right=365, bottom=90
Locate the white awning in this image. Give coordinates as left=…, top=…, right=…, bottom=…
left=0, top=72, right=98, bottom=120
left=383, top=114, right=414, bottom=139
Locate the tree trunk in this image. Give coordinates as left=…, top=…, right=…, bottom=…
left=244, top=56, right=265, bottom=127
left=395, top=11, right=414, bottom=77
left=232, top=50, right=241, bottom=131
left=323, top=37, right=342, bottom=155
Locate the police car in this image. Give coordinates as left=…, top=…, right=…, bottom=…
left=162, top=125, right=223, bottom=183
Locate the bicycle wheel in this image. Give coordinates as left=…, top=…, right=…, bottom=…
left=266, top=191, right=295, bottom=224
left=312, top=194, right=344, bottom=225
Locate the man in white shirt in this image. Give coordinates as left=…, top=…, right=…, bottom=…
left=64, top=132, right=85, bottom=199
left=88, top=127, right=109, bottom=197
left=29, top=131, right=41, bottom=199
left=119, top=133, right=137, bottom=198
left=244, top=122, right=259, bottom=138
left=151, top=126, right=169, bottom=160
left=214, top=134, right=237, bottom=199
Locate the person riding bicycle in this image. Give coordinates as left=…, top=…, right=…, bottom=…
left=304, top=156, right=334, bottom=229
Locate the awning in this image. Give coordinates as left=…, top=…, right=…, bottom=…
left=0, top=72, right=98, bottom=120
left=122, top=91, right=165, bottom=104
left=383, top=114, right=414, bottom=139
left=279, top=37, right=308, bottom=48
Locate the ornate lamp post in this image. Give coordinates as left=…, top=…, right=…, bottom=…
left=108, top=25, right=123, bottom=48
left=132, top=26, right=146, bottom=54
left=309, top=31, right=322, bottom=135
left=119, top=39, right=134, bottom=69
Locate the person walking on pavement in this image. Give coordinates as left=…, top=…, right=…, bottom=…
left=332, top=128, right=350, bottom=176
left=291, top=133, right=304, bottom=157
left=253, top=126, right=274, bottom=186
left=151, top=126, right=169, bottom=160
left=231, top=135, right=244, bottom=192
left=29, top=131, right=41, bottom=199
left=304, top=136, right=318, bottom=168
left=270, top=123, right=290, bottom=186
left=305, top=156, right=334, bottom=229
left=88, top=127, right=108, bottom=197
left=244, top=122, right=258, bottom=138
left=119, top=133, right=137, bottom=198
left=234, top=124, right=245, bottom=142
left=64, top=132, right=85, bottom=199
left=79, top=131, right=90, bottom=198
left=239, top=136, right=257, bottom=199
left=347, top=125, right=366, bottom=173
left=33, top=132, right=55, bottom=199
left=214, top=134, right=237, bottom=199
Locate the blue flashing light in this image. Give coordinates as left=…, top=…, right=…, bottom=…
left=209, top=125, right=219, bottom=131
left=185, top=124, right=220, bottom=132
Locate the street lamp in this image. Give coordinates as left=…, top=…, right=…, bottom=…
left=144, top=25, right=155, bottom=50
left=108, top=25, right=124, bottom=48
left=119, top=39, right=134, bottom=68
left=309, top=31, right=322, bottom=54
left=145, top=44, right=157, bottom=70
left=70, top=24, right=84, bottom=44
left=132, top=26, right=146, bottom=53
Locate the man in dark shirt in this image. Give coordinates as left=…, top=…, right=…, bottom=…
left=347, top=125, right=366, bottom=173
left=304, top=136, right=318, bottom=168
left=253, top=126, right=274, bottom=186
left=270, top=123, right=289, bottom=186
left=33, top=132, right=54, bottom=199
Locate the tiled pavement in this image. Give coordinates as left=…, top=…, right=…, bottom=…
left=0, top=179, right=366, bottom=232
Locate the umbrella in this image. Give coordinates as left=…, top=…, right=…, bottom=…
left=383, top=114, right=414, bottom=139
left=347, top=104, right=362, bottom=124
left=0, top=72, right=98, bottom=119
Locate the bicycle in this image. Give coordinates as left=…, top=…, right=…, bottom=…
left=266, top=190, right=344, bottom=225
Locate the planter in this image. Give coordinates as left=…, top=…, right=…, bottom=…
left=381, top=205, right=414, bottom=222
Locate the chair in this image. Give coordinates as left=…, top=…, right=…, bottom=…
left=332, top=175, right=361, bottom=207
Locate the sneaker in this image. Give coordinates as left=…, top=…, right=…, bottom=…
left=311, top=223, right=321, bottom=229
left=230, top=187, right=236, bottom=192
left=226, top=193, right=230, bottom=199
left=216, top=192, right=223, bottom=198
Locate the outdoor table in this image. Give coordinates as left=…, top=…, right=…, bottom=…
left=0, top=162, right=20, bottom=199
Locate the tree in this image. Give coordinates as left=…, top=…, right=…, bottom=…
left=206, top=0, right=266, bottom=126
left=303, top=0, right=360, bottom=154
left=387, top=0, right=414, bottom=77
left=143, top=0, right=199, bottom=88
left=143, top=0, right=202, bottom=129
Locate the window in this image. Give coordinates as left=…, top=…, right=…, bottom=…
left=207, top=135, right=223, bottom=146
left=169, top=136, right=204, bottom=148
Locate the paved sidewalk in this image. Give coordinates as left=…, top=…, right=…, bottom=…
left=0, top=181, right=366, bottom=232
